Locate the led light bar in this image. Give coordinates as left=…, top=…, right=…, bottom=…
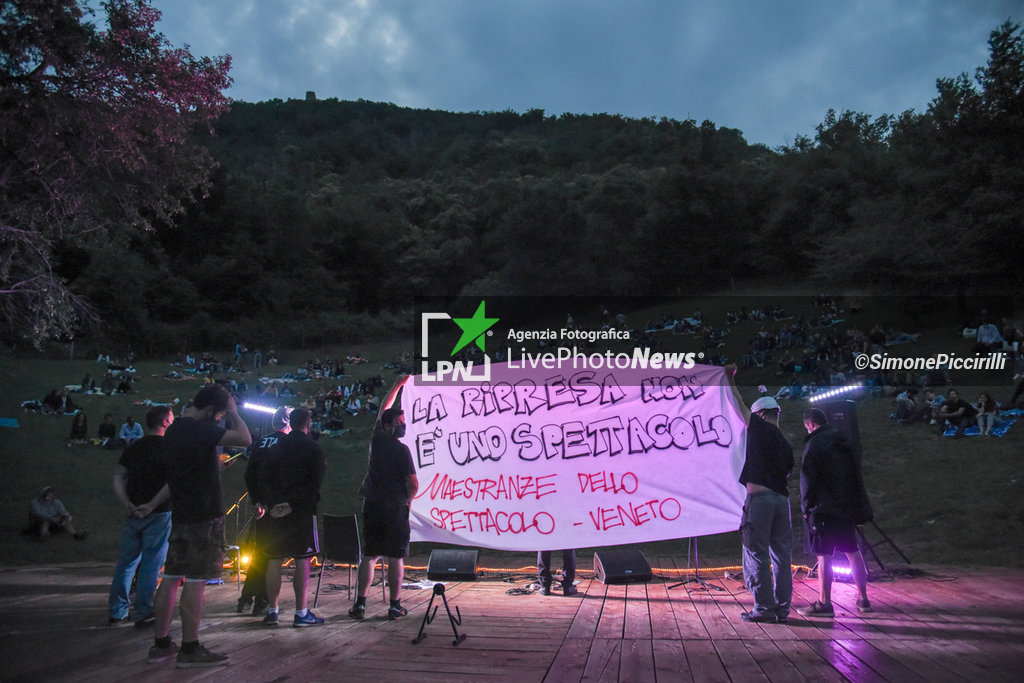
left=809, top=383, right=862, bottom=403
left=242, top=402, right=278, bottom=414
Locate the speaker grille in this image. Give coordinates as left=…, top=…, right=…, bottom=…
left=426, top=549, right=479, bottom=581
left=593, top=549, right=653, bottom=584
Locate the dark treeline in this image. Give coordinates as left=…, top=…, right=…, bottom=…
left=62, top=21, right=1023, bottom=355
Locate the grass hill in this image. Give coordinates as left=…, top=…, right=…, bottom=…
left=1, top=295, right=1020, bottom=571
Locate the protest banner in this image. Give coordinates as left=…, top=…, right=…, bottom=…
left=402, top=362, right=747, bottom=551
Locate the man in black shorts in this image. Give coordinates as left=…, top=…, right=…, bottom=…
left=349, top=406, right=418, bottom=621
left=146, top=385, right=252, bottom=667
left=258, top=408, right=326, bottom=627
left=798, top=408, right=873, bottom=617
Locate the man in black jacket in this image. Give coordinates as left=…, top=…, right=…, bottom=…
left=798, top=408, right=873, bottom=617
left=259, top=408, right=326, bottom=627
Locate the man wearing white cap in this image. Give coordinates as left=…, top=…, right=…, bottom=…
left=726, top=366, right=794, bottom=624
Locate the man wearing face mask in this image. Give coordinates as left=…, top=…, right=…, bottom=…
left=348, top=406, right=418, bottom=621
left=146, top=385, right=252, bottom=668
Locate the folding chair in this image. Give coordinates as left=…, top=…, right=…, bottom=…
left=314, top=514, right=386, bottom=607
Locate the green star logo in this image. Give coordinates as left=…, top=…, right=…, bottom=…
left=451, top=300, right=498, bottom=356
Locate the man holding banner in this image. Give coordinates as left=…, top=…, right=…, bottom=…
left=728, top=367, right=794, bottom=624
left=349, top=407, right=418, bottom=621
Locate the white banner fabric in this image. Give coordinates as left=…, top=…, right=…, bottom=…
left=402, top=363, right=747, bottom=551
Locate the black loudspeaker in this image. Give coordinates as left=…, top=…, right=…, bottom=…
left=818, top=400, right=862, bottom=455
left=427, top=549, right=479, bottom=581
left=593, top=549, right=652, bottom=585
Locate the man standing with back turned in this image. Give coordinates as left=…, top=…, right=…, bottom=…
left=260, top=408, right=326, bottom=627
left=727, top=366, right=794, bottom=624
left=349, top=406, right=418, bottom=621
left=146, top=385, right=251, bottom=668
left=798, top=407, right=873, bottom=616
left=108, top=405, right=174, bottom=627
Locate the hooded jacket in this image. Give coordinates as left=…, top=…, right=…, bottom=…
left=800, top=426, right=873, bottom=524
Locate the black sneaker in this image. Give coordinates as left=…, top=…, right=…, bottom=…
left=236, top=597, right=252, bottom=614
left=134, top=614, right=156, bottom=628
left=797, top=601, right=835, bottom=617
left=387, top=604, right=407, bottom=620
left=251, top=598, right=268, bottom=617
left=146, top=641, right=178, bottom=664
left=562, top=584, right=580, bottom=597
left=740, top=610, right=779, bottom=624
left=347, top=604, right=365, bottom=620
left=109, top=615, right=130, bottom=626
left=175, top=644, right=228, bottom=668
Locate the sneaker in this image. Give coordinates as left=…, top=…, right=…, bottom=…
left=251, top=598, right=268, bottom=617
left=147, top=641, right=179, bottom=664
left=797, top=601, right=835, bottom=617
left=294, top=610, right=325, bottom=627
left=262, top=610, right=279, bottom=626
left=108, top=615, right=130, bottom=626
left=347, top=604, right=365, bottom=620
left=236, top=597, right=252, bottom=613
left=562, top=584, right=579, bottom=597
left=740, top=610, right=779, bottom=624
left=387, top=604, right=408, bottom=620
left=134, top=614, right=156, bottom=628
left=857, top=598, right=873, bottom=613
left=175, top=644, right=228, bottom=668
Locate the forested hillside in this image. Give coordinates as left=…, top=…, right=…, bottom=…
left=54, top=22, right=1024, bottom=354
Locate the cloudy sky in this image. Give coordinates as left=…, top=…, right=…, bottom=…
left=151, top=0, right=1018, bottom=148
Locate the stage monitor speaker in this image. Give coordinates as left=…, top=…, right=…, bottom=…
left=426, top=549, right=479, bottom=582
left=818, top=399, right=862, bottom=455
left=593, top=549, right=652, bottom=585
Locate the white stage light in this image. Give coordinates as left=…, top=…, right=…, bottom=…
left=242, top=402, right=278, bottom=414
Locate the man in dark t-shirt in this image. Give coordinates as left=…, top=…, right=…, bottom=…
left=348, top=406, right=418, bottom=621
left=259, top=408, right=326, bottom=627
left=147, top=385, right=251, bottom=668
left=108, top=406, right=174, bottom=627
left=727, top=366, right=794, bottom=624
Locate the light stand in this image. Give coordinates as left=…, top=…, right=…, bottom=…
left=668, top=537, right=724, bottom=592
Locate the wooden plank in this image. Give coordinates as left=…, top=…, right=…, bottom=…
left=741, top=639, right=812, bottom=682
left=594, top=583, right=626, bottom=639
left=580, top=637, right=620, bottom=682
left=565, top=577, right=604, bottom=640
left=681, top=639, right=730, bottom=683
left=652, top=639, right=692, bottom=683
left=3, top=562, right=1024, bottom=682
left=544, top=637, right=591, bottom=682
left=804, top=639, right=887, bottom=683
left=618, top=638, right=655, bottom=682
left=772, top=638, right=849, bottom=682
left=713, top=639, right=770, bottom=682
left=623, top=583, right=652, bottom=640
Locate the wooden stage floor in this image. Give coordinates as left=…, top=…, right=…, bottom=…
left=1, top=558, right=1022, bottom=682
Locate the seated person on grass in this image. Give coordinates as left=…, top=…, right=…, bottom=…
left=68, top=413, right=89, bottom=445
left=27, top=487, right=88, bottom=540
left=98, top=413, right=118, bottom=447
left=975, top=393, right=999, bottom=437
left=894, top=388, right=918, bottom=423
left=119, top=416, right=144, bottom=445
left=938, top=389, right=977, bottom=437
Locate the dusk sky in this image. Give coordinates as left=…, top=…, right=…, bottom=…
left=151, top=1, right=1019, bottom=148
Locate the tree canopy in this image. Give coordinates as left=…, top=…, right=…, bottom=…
left=3, top=12, right=1020, bottom=355
left=1, top=0, right=231, bottom=345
